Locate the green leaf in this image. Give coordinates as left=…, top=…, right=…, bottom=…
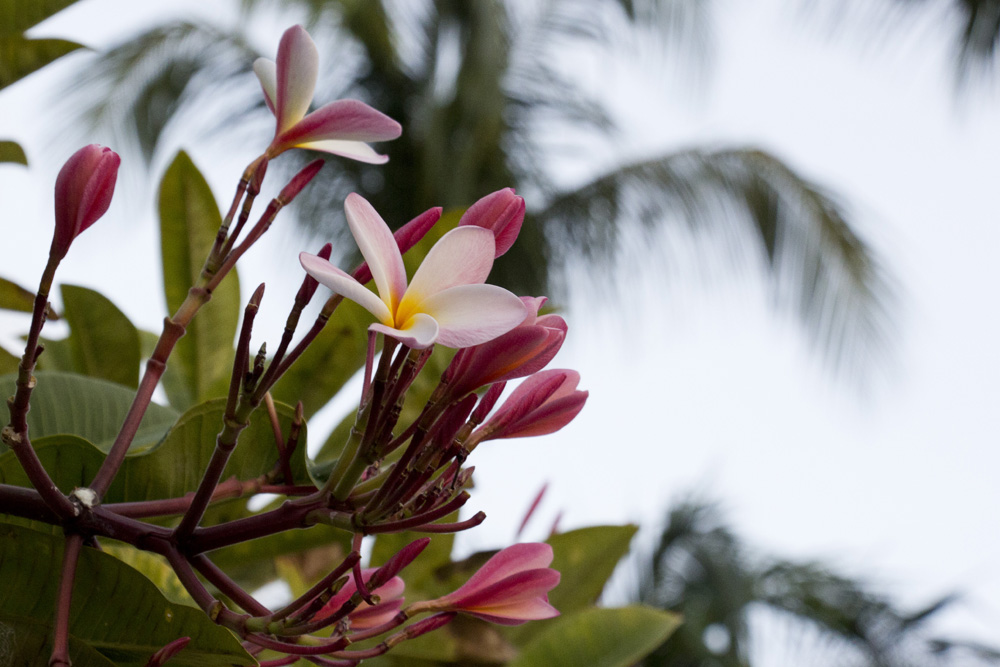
left=59, top=284, right=141, bottom=388
left=0, top=275, right=57, bottom=318
left=547, top=525, right=638, bottom=614
left=509, top=606, right=681, bottom=667
left=101, top=542, right=193, bottom=605
left=0, top=139, right=26, bottom=164
left=270, top=299, right=371, bottom=419
left=0, top=35, right=83, bottom=89
left=0, top=344, right=17, bottom=374
left=0, top=523, right=255, bottom=666
left=158, top=151, right=239, bottom=410
left=0, top=0, right=81, bottom=34
left=0, top=371, right=178, bottom=454
left=0, top=616, right=117, bottom=667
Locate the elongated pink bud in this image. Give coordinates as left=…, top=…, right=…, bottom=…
left=315, top=568, right=406, bottom=629
left=475, top=370, right=587, bottom=441
left=443, top=296, right=566, bottom=398
left=277, top=158, right=324, bottom=204
left=458, top=188, right=524, bottom=257
left=51, top=144, right=120, bottom=260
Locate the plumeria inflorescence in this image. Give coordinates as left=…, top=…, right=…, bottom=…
left=1, top=23, right=583, bottom=666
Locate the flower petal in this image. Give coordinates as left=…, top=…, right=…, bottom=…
left=371, top=312, right=439, bottom=349
left=299, top=252, right=391, bottom=323
left=463, top=597, right=560, bottom=625
left=280, top=99, right=403, bottom=146
left=403, top=227, right=496, bottom=303
left=295, top=139, right=389, bottom=164
left=344, top=194, right=407, bottom=313
left=413, top=284, right=525, bottom=348
left=452, top=569, right=561, bottom=609
left=275, top=25, right=318, bottom=132
left=253, top=58, right=277, bottom=115
left=447, top=544, right=553, bottom=598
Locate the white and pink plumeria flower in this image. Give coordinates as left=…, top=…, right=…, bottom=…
left=254, top=25, right=402, bottom=162
left=300, top=193, right=527, bottom=349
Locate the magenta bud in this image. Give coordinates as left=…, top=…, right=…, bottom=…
left=477, top=370, right=587, bottom=441
left=433, top=394, right=478, bottom=448
left=458, top=188, right=524, bottom=257
left=352, top=206, right=442, bottom=284
left=401, top=612, right=457, bottom=639
left=51, top=144, right=120, bottom=260
left=277, top=158, right=324, bottom=204
left=369, top=538, right=431, bottom=589
left=297, top=242, right=332, bottom=304
left=472, top=382, right=506, bottom=424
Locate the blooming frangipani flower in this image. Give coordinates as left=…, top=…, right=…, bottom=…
left=300, top=193, right=526, bottom=349
left=443, top=296, right=567, bottom=398
left=470, top=369, right=588, bottom=445
left=315, top=568, right=405, bottom=629
left=51, top=144, right=120, bottom=260
left=254, top=25, right=401, bottom=162
left=407, top=543, right=560, bottom=626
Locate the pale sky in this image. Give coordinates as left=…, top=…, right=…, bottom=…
left=2, top=0, right=998, bottom=660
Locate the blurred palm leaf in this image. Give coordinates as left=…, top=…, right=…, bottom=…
left=63, top=0, right=891, bottom=378
left=635, top=499, right=1000, bottom=667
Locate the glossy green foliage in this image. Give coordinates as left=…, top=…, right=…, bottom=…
left=0, top=371, right=178, bottom=456
left=158, top=151, right=239, bottom=410
left=0, top=523, right=255, bottom=666
left=56, top=284, right=141, bottom=388
left=509, top=606, right=680, bottom=667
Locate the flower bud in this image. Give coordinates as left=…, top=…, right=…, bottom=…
left=458, top=188, right=524, bottom=258
left=51, top=145, right=120, bottom=260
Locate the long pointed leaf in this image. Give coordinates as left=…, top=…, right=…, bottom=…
left=0, top=35, right=83, bottom=89
left=60, top=284, right=141, bottom=388
left=158, top=151, right=240, bottom=410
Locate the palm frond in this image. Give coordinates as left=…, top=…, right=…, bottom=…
left=63, top=21, right=262, bottom=164
left=537, top=147, right=896, bottom=380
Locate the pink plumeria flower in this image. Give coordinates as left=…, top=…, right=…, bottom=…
left=409, top=543, right=560, bottom=625
left=300, top=193, right=526, bottom=349
left=315, top=568, right=405, bottom=629
left=51, top=144, right=120, bottom=260
left=254, top=25, right=401, bottom=162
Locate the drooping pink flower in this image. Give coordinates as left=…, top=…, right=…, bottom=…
left=315, top=568, right=405, bottom=629
left=51, top=144, right=120, bottom=260
left=410, top=543, right=559, bottom=626
left=458, top=188, right=525, bottom=258
left=444, top=296, right=567, bottom=398
left=473, top=369, right=587, bottom=442
left=254, top=25, right=401, bottom=162
left=300, top=193, right=526, bottom=349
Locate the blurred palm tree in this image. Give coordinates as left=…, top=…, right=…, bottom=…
left=635, top=500, right=1000, bottom=667
left=66, top=0, right=895, bottom=379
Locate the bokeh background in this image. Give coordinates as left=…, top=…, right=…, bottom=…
left=2, top=1, right=998, bottom=664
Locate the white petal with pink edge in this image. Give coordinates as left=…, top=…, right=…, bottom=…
left=296, top=140, right=388, bottom=164
left=370, top=313, right=439, bottom=349
left=275, top=25, right=318, bottom=132
left=415, top=284, right=526, bottom=349
left=284, top=100, right=403, bottom=144
left=299, top=252, right=391, bottom=323
left=403, top=227, right=495, bottom=307
left=344, top=194, right=407, bottom=310
left=253, top=58, right=277, bottom=114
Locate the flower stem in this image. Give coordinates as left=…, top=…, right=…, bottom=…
left=48, top=533, right=83, bottom=667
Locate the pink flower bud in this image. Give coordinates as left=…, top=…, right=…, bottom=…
left=413, top=543, right=560, bottom=625
left=51, top=144, right=120, bottom=260
left=476, top=370, right=587, bottom=441
left=458, top=188, right=524, bottom=257
left=315, top=568, right=406, bottom=629
left=444, top=297, right=567, bottom=399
